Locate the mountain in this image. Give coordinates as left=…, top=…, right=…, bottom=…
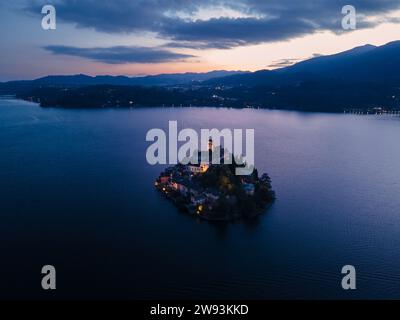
left=4, top=41, right=400, bottom=91
left=0, top=70, right=248, bottom=93
left=277, top=44, right=376, bottom=76
left=32, top=70, right=250, bottom=86
left=206, top=41, right=400, bottom=86
left=4, top=41, right=400, bottom=112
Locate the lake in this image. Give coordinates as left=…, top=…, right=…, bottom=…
left=1, top=98, right=400, bottom=299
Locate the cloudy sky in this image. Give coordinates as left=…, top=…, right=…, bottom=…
left=1, top=0, right=400, bottom=81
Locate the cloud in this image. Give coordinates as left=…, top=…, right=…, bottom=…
left=43, top=45, right=196, bottom=64
left=26, top=0, right=400, bottom=49
left=161, top=16, right=318, bottom=49
left=267, top=59, right=301, bottom=69
left=26, top=0, right=200, bottom=33
left=164, top=41, right=245, bottom=50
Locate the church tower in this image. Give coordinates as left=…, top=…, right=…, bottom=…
left=208, top=138, right=213, bottom=151
left=208, top=138, right=213, bottom=164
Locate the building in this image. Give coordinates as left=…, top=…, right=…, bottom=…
left=159, top=174, right=170, bottom=184
left=191, top=195, right=206, bottom=206
left=186, top=139, right=228, bottom=175
left=188, top=163, right=209, bottom=174
left=242, top=183, right=255, bottom=196
left=171, top=177, right=189, bottom=195
left=205, top=188, right=220, bottom=202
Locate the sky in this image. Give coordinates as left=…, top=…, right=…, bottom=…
left=1, top=0, right=400, bottom=81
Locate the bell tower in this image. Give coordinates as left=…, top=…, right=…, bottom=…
left=208, top=138, right=213, bottom=164
left=208, top=138, right=213, bottom=151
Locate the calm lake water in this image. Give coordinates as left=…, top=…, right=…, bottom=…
left=1, top=98, right=400, bottom=299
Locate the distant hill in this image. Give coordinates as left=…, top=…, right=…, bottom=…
left=206, top=41, right=400, bottom=86
left=0, top=70, right=249, bottom=94
left=4, top=41, right=400, bottom=112
left=4, top=41, right=400, bottom=91
left=33, top=70, right=250, bottom=86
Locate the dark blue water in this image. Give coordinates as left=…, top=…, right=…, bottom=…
left=1, top=98, right=400, bottom=299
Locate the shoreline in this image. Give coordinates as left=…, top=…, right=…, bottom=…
left=156, top=182, right=275, bottom=222
left=1, top=96, right=349, bottom=115
left=154, top=154, right=276, bottom=223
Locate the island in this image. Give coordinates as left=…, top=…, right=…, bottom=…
left=155, top=139, right=275, bottom=221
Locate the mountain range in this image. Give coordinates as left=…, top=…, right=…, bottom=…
left=2, top=41, right=400, bottom=111
left=0, top=70, right=248, bottom=91
left=3, top=40, right=400, bottom=89
left=206, top=41, right=400, bottom=86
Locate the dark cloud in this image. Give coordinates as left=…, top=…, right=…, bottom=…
left=26, top=0, right=205, bottom=33
left=43, top=45, right=196, bottom=64
left=27, top=0, right=400, bottom=49
left=161, top=0, right=400, bottom=48
left=161, top=16, right=317, bottom=49
left=267, top=59, right=301, bottom=69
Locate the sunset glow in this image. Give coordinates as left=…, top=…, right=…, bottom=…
left=1, top=2, right=400, bottom=80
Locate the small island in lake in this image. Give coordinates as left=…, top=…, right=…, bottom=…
left=155, top=139, right=275, bottom=221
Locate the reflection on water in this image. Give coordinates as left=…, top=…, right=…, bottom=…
left=1, top=98, right=400, bottom=299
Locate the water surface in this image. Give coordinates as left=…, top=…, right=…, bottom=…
left=1, top=98, right=400, bottom=299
